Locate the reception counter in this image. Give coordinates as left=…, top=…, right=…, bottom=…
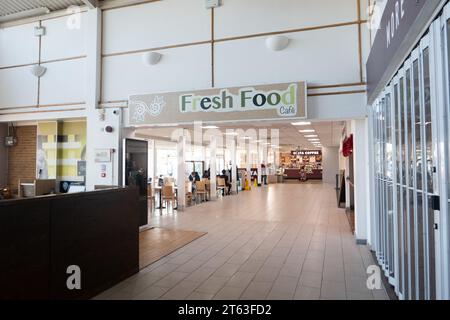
left=284, top=168, right=323, bottom=180
left=0, top=187, right=139, bottom=300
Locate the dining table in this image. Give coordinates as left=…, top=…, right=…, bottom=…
left=152, top=185, right=178, bottom=210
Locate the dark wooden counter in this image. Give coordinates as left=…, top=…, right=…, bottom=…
left=0, top=187, right=139, bottom=300
left=284, top=168, right=323, bottom=180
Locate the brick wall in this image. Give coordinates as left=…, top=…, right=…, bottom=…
left=7, top=126, right=37, bottom=194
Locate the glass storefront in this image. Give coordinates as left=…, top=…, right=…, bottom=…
left=369, top=7, right=450, bottom=299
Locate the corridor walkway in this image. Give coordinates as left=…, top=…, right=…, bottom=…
left=96, top=183, right=389, bottom=300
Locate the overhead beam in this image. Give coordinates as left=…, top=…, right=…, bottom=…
left=81, top=0, right=99, bottom=9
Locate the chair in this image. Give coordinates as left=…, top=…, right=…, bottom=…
left=185, top=181, right=193, bottom=206
left=217, top=177, right=226, bottom=197
left=204, top=179, right=211, bottom=200
left=162, top=185, right=177, bottom=212
left=147, top=185, right=156, bottom=212
left=195, top=181, right=208, bottom=203
left=163, top=177, right=175, bottom=187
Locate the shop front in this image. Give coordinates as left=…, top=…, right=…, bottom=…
left=123, top=81, right=308, bottom=212
left=366, top=0, right=449, bottom=300
left=281, top=150, right=323, bottom=180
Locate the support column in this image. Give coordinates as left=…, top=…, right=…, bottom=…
left=257, top=146, right=262, bottom=186
left=85, top=8, right=104, bottom=191
left=262, top=143, right=268, bottom=185
left=353, top=119, right=369, bottom=244
left=246, top=141, right=251, bottom=173
left=260, top=129, right=268, bottom=186
left=176, top=130, right=186, bottom=211
left=229, top=136, right=237, bottom=194
left=151, top=139, right=156, bottom=182
left=209, top=135, right=217, bottom=200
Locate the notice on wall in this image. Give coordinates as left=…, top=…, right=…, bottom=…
left=127, top=82, right=307, bottom=126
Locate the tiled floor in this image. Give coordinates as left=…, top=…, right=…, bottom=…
left=95, top=182, right=390, bottom=300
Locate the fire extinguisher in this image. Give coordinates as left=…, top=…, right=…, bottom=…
left=342, top=134, right=353, bottom=157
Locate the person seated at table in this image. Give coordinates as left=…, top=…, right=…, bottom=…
left=203, top=169, right=210, bottom=180
left=188, top=171, right=200, bottom=182
left=220, top=170, right=232, bottom=195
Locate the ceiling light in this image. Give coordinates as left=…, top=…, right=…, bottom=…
left=299, top=129, right=315, bottom=133
left=266, top=35, right=290, bottom=51
left=292, top=121, right=311, bottom=126
left=308, top=139, right=320, bottom=141
left=202, top=125, right=219, bottom=129
left=304, top=135, right=318, bottom=138
left=224, top=131, right=238, bottom=135
left=30, top=65, right=47, bottom=77
left=143, top=52, right=162, bottom=66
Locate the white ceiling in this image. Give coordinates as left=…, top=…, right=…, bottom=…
left=134, top=120, right=344, bottom=150
left=0, top=0, right=86, bottom=17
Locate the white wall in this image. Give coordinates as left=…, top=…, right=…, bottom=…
left=85, top=108, right=121, bottom=190
left=0, top=1, right=369, bottom=121
left=0, top=1, right=371, bottom=199
left=102, top=44, right=211, bottom=101
left=0, top=13, right=87, bottom=111
left=322, top=147, right=339, bottom=185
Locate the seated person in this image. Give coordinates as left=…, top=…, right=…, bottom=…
left=188, top=171, right=200, bottom=182
left=220, top=170, right=232, bottom=195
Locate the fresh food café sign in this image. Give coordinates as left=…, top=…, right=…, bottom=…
left=128, top=82, right=307, bottom=126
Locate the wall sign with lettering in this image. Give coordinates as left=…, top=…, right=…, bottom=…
left=127, top=82, right=307, bottom=126
left=291, top=150, right=321, bottom=156
left=366, top=0, right=435, bottom=104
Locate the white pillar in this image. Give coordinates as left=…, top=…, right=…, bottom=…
left=353, top=119, right=369, bottom=244
left=85, top=8, right=103, bottom=191
left=151, top=139, right=156, bottom=182
left=257, top=147, right=262, bottom=186
left=229, top=137, right=237, bottom=194
left=246, top=141, right=251, bottom=173
left=176, top=131, right=186, bottom=211
left=209, top=135, right=217, bottom=200
left=260, top=129, right=268, bottom=186
left=262, top=140, right=268, bottom=182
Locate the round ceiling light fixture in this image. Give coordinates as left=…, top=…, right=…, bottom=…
left=30, top=65, right=47, bottom=77
left=142, top=51, right=162, bottom=66
left=266, top=35, right=290, bottom=51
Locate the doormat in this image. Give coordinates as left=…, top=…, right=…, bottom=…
left=139, top=228, right=206, bottom=270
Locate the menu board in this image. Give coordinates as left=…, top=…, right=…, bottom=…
left=281, top=150, right=322, bottom=171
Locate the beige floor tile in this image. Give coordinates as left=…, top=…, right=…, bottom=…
left=299, top=271, right=322, bottom=288
left=97, top=183, right=389, bottom=301
left=226, top=271, right=256, bottom=288
left=133, top=286, right=170, bottom=300
left=213, top=286, right=246, bottom=300
left=294, top=286, right=321, bottom=300
left=187, top=291, right=215, bottom=300
left=241, top=281, right=273, bottom=300
left=196, top=276, right=229, bottom=294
